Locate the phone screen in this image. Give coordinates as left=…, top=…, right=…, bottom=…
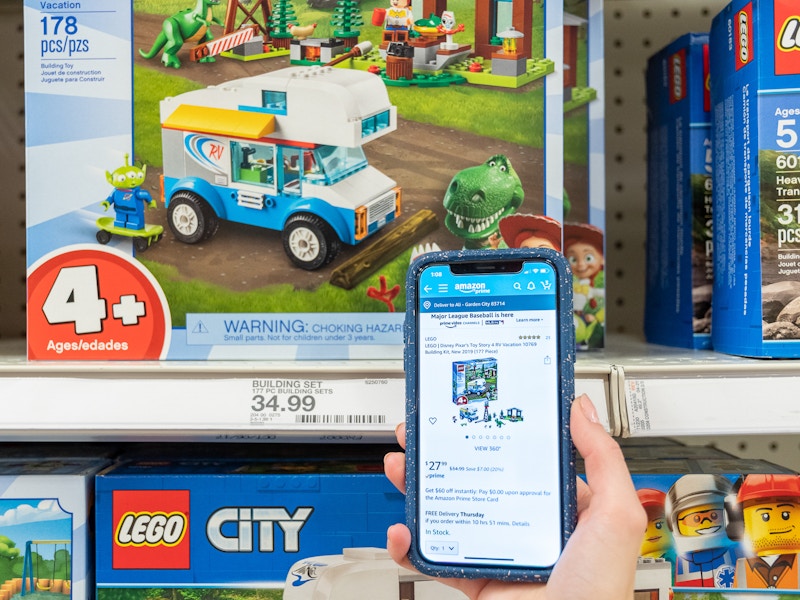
left=414, top=258, right=563, bottom=570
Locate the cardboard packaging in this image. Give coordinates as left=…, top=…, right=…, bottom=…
left=96, top=458, right=412, bottom=600
left=563, top=0, right=606, bottom=350
left=646, top=33, right=713, bottom=350
left=710, top=0, right=800, bottom=357
left=0, top=457, right=109, bottom=600
left=23, top=0, right=592, bottom=360
left=618, top=457, right=800, bottom=595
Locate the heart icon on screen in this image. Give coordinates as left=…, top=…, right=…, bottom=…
left=428, top=417, right=437, bottom=424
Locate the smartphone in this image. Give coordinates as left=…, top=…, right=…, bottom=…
left=404, top=248, right=576, bottom=581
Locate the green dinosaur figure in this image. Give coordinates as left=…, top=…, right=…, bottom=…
left=139, top=0, right=223, bottom=69
left=442, top=155, right=524, bottom=249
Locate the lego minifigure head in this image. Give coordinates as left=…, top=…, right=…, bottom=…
left=738, top=474, right=800, bottom=557
left=638, top=488, right=673, bottom=558
left=498, top=214, right=562, bottom=251
left=107, top=154, right=146, bottom=190
left=390, top=0, right=409, bottom=8
left=675, top=503, right=725, bottom=537
left=666, top=475, right=734, bottom=556
left=564, top=222, right=604, bottom=281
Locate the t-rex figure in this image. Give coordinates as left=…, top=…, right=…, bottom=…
left=139, top=0, right=223, bottom=69
left=442, top=155, right=525, bottom=249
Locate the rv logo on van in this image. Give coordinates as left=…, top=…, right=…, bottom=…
left=184, top=134, right=227, bottom=176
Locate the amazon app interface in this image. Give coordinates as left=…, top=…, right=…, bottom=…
left=416, top=260, right=562, bottom=568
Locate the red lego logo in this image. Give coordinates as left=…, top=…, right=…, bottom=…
left=736, top=3, right=754, bottom=71
left=703, top=44, right=711, bottom=113
left=669, top=48, right=686, bottom=104
left=112, top=490, right=190, bottom=570
left=775, top=0, right=800, bottom=75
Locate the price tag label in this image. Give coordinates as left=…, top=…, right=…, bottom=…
left=27, top=246, right=171, bottom=360
left=246, top=378, right=403, bottom=428
left=624, top=379, right=651, bottom=433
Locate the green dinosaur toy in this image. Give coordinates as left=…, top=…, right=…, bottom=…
left=139, top=0, right=223, bottom=69
left=442, top=155, right=524, bottom=249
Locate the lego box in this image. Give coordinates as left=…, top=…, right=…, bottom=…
left=21, top=0, right=613, bottom=360
left=563, top=0, right=606, bottom=350
left=0, top=457, right=109, bottom=600
left=710, top=0, right=800, bottom=357
left=645, top=33, right=713, bottom=350
left=94, top=458, right=467, bottom=599
left=620, top=461, right=800, bottom=596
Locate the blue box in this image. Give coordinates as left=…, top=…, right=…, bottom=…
left=593, top=460, right=800, bottom=595
left=0, top=457, right=109, bottom=600
left=710, top=0, right=800, bottom=357
left=94, top=459, right=406, bottom=593
left=645, top=33, right=713, bottom=350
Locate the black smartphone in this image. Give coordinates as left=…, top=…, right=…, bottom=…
left=404, top=248, right=576, bottom=582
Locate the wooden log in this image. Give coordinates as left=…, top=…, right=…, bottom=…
left=330, top=209, right=438, bottom=290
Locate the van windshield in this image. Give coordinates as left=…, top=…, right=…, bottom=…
left=314, top=145, right=367, bottom=183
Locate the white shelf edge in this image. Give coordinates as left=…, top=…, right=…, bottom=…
left=0, top=340, right=611, bottom=441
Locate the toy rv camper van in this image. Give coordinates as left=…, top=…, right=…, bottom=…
left=160, top=66, right=402, bottom=270
left=283, top=547, right=467, bottom=600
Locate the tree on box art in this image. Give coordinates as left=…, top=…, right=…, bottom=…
left=331, top=0, right=364, bottom=47
left=268, top=0, right=299, bottom=49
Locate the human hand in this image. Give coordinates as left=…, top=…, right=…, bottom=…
left=383, top=393, right=646, bottom=600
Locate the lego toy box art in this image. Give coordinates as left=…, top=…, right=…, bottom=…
left=563, top=0, right=606, bottom=349
left=23, top=0, right=573, bottom=360
left=710, top=0, right=800, bottom=357
left=619, top=464, right=800, bottom=596
left=0, top=457, right=109, bottom=600
left=645, top=33, right=713, bottom=350
left=94, top=458, right=468, bottom=599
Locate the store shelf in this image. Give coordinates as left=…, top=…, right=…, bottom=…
left=0, top=340, right=613, bottom=441
left=606, top=338, right=800, bottom=439
left=5, top=335, right=800, bottom=442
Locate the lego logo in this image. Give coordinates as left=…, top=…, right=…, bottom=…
left=672, top=55, right=682, bottom=94
left=111, top=489, right=191, bottom=570
left=116, top=511, right=187, bottom=547
left=739, top=10, right=750, bottom=64
left=671, top=52, right=684, bottom=103
left=775, top=1, right=800, bottom=75
left=779, top=17, right=800, bottom=51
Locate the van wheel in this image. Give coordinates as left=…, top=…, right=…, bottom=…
left=282, top=214, right=341, bottom=270
left=167, top=192, right=219, bottom=244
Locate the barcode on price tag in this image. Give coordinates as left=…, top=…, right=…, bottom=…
left=295, top=415, right=387, bottom=424
left=247, top=378, right=403, bottom=429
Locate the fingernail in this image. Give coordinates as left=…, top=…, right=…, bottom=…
left=578, top=394, right=599, bottom=424
left=395, top=422, right=404, bottom=437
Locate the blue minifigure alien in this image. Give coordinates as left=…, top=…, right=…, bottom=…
left=103, top=154, right=155, bottom=230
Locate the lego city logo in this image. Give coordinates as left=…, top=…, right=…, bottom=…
left=736, top=4, right=754, bottom=71
left=112, top=490, right=191, bottom=570
left=206, top=506, right=313, bottom=553
left=669, top=49, right=686, bottom=104
left=775, top=0, right=800, bottom=75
